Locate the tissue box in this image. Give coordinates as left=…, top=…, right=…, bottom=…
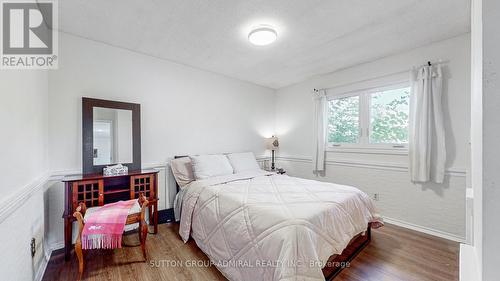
left=103, top=164, right=128, bottom=176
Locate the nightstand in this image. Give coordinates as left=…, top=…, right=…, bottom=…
left=266, top=168, right=286, bottom=175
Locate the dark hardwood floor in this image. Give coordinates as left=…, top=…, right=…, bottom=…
left=43, top=223, right=459, bottom=281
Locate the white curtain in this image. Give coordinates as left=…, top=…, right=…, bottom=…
left=312, top=89, right=327, bottom=174
left=409, top=65, right=446, bottom=183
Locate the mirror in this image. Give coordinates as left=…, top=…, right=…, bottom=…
left=82, top=98, right=141, bottom=174
left=93, top=107, right=133, bottom=165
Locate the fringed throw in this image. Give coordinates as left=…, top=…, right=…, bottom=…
left=82, top=199, right=136, bottom=250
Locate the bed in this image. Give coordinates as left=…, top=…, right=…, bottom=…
left=173, top=155, right=383, bottom=281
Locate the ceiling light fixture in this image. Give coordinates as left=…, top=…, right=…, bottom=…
left=248, top=26, right=277, bottom=46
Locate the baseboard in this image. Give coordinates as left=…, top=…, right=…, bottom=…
left=459, top=243, right=480, bottom=281
left=48, top=241, right=65, bottom=252
left=38, top=215, right=463, bottom=280
left=0, top=174, right=52, bottom=281
left=9, top=163, right=465, bottom=281
left=35, top=240, right=65, bottom=281
left=34, top=254, right=49, bottom=281
left=383, top=216, right=466, bottom=243
left=8, top=166, right=172, bottom=281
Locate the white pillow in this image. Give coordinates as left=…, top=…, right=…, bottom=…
left=190, top=154, right=234, bottom=180
left=227, top=152, right=261, bottom=173
left=170, top=157, right=195, bottom=188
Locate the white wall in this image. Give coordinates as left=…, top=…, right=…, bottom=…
left=481, top=0, right=500, bottom=279
left=44, top=33, right=275, bottom=250
left=462, top=0, right=483, bottom=280
left=0, top=71, right=49, bottom=197
left=464, top=1, right=500, bottom=280
left=49, top=33, right=275, bottom=173
left=0, top=31, right=474, bottom=280
left=274, top=34, right=470, bottom=240
left=0, top=70, right=49, bottom=280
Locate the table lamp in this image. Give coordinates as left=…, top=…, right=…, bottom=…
left=266, top=136, right=279, bottom=170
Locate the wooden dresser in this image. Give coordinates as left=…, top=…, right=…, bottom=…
left=62, top=169, right=159, bottom=260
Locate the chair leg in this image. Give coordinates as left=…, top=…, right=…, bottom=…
left=138, top=193, right=149, bottom=260
left=75, top=240, right=84, bottom=277
left=140, top=222, right=148, bottom=260
left=73, top=204, right=86, bottom=278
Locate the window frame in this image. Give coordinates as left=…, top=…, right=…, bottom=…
left=326, top=82, right=410, bottom=154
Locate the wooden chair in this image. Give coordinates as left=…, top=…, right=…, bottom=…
left=73, top=193, right=149, bottom=277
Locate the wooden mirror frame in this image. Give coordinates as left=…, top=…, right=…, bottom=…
left=82, top=97, right=141, bottom=174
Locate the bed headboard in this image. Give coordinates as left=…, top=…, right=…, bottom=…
left=172, top=154, right=269, bottom=192
left=173, top=155, right=188, bottom=193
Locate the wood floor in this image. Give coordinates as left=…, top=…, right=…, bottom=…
left=43, top=223, right=459, bottom=281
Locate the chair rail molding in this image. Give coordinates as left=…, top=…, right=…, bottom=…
left=276, top=155, right=466, bottom=177
left=4, top=157, right=466, bottom=281
left=0, top=171, right=50, bottom=224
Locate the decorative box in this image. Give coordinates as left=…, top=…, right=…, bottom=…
left=103, top=164, right=128, bottom=176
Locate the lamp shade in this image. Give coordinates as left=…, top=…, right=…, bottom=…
left=266, top=136, right=279, bottom=150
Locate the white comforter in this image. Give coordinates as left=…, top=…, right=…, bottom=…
left=179, top=171, right=382, bottom=281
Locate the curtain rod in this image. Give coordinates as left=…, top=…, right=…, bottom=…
left=418, top=59, right=448, bottom=68
left=313, top=60, right=449, bottom=92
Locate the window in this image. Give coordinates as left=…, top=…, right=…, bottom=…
left=370, top=87, right=410, bottom=144
left=327, top=83, right=410, bottom=150
left=327, top=95, right=359, bottom=144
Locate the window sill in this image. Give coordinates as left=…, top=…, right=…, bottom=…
left=326, top=146, right=408, bottom=155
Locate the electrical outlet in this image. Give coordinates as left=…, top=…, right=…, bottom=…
left=30, top=238, right=36, bottom=257
left=372, top=193, right=380, bottom=201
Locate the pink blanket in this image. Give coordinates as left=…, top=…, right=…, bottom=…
left=82, top=200, right=136, bottom=249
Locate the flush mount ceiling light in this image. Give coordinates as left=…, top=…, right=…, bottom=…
left=248, top=26, right=277, bottom=46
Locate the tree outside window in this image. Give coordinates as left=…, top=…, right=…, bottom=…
left=327, top=85, right=410, bottom=147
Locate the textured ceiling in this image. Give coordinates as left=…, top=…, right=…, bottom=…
left=59, top=0, right=470, bottom=89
